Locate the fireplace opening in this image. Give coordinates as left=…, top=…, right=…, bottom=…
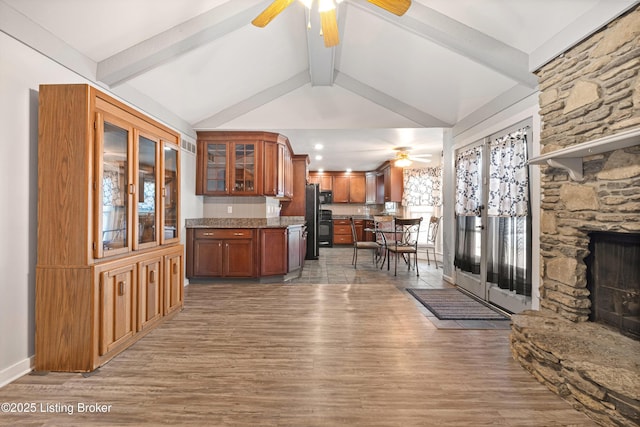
left=585, top=231, right=640, bottom=340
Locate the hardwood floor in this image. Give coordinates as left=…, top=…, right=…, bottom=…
left=0, top=248, right=596, bottom=426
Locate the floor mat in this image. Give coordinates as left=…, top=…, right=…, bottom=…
left=407, top=288, right=509, bottom=320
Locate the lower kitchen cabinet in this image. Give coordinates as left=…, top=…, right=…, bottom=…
left=260, top=228, right=287, bottom=276
left=188, top=225, right=307, bottom=279
left=187, top=228, right=256, bottom=278
left=333, top=219, right=353, bottom=245
left=287, top=225, right=304, bottom=272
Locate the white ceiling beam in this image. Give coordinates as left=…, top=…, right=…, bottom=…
left=529, top=0, right=640, bottom=71
left=97, top=0, right=266, bottom=87
left=334, top=71, right=453, bottom=127
left=0, top=0, right=97, bottom=80
left=304, top=1, right=348, bottom=86
left=193, top=71, right=311, bottom=128
left=349, top=0, right=538, bottom=88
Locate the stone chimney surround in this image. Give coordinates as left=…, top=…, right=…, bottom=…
left=510, top=5, right=640, bottom=427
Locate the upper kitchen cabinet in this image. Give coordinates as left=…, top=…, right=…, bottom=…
left=379, top=162, right=404, bottom=203
left=308, top=173, right=333, bottom=191
left=365, top=172, right=377, bottom=204
left=196, top=131, right=293, bottom=198
left=310, top=172, right=366, bottom=204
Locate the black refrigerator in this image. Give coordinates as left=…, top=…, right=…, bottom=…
left=305, top=183, right=320, bottom=260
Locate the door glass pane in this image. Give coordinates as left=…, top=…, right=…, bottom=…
left=206, top=143, right=227, bottom=192
left=164, top=145, right=178, bottom=240
left=101, top=122, right=128, bottom=252
left=234, top=143, right=255, bottom=192
left=138, top=135, right=157, bottom=244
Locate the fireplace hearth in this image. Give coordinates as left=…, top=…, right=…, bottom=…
left=586, top=232, right=640, bottom=341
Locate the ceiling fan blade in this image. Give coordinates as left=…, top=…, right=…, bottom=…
left=367, top=0, right=411, bottom=16
left=252, top=0, right=296, bottom=27
left=320, top=9, right=339, bottom=47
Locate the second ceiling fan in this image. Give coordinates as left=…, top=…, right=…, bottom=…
left=252, top=0, right=412, bottom=47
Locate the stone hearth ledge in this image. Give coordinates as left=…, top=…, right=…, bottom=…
left=185, top=217, right=306, bottom=228
left=511, top=310, right=640, bottom=426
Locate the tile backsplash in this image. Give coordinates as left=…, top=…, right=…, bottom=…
left=203, top=196, right=281, bottom=218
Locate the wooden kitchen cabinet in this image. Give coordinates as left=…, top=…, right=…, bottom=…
left=287, top=225, right=304, bottom=272
left=333, top=175, right=350, bottom=203
left=333, top=219, right=353, bottom=245
left=186, top=228, right=256, bottom=278
left=349, top=174, right=366, bottom=203
left=260, top=228, right=287, bottom=276
left=380, top=162, right=404, bottom=203
left=35, top=84, right=184, bottom=372
left=366, top=172, right=377, bottom=204
left=196, top=131, right=293, bottom=198
left=280, top=155, right=309, bottom=217
left=309, top=173, right=333, bottom=191
left=315, top=172, right=366, bottom=203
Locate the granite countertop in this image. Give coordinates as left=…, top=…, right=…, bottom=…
left=332, top=215, right=374, bottom=220
left=185, top=217, right=306, bottom=229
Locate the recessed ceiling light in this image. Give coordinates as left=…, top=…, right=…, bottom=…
left=315, top=155, right=322, bottom=160
left=314, top=144, right=323, bottom=150
left=318, top=168, right=324, bottom=173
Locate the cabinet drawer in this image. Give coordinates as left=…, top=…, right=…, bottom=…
left=334, top=234, right=353, bottom=245
left=333, top=219, right=350, bottom=226
left=333, top=225, right=351, bottom=235
left=194, top=229, right=253, bottom=239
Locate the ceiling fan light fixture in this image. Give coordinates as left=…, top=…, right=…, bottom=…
left=394, top=152, right=412, bottom=168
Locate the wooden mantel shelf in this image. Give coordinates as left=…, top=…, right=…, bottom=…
left=528, top=127, right=640, bottom=181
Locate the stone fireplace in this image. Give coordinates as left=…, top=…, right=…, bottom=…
left=510, top=5, right=640, bottom=427
left=586, top=231, right=640, bottom=340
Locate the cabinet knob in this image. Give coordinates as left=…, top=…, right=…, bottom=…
left=233, top=232, right=244, bottom=236
left=203, top=232, right=214, bottom=236
left=149, top=270, right=155, bottom=283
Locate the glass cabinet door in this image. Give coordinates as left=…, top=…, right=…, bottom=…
left=232, top=142, right=256, bottom=194
left=162, top=141, right=180, bottom=243
left=96, top=117, right=132, bottom=258
left=136, top=132, right=159, bottom=249
left=206, top=143, right=228, bottom=194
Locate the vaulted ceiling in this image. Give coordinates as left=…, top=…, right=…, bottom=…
left=2, top=0, right=636, bottom=171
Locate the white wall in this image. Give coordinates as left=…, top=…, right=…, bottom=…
left=443, top=92, right=542, bottom=309
left=0, top=32, right=201, bottom=386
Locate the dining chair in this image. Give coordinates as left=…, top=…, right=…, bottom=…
left=387, top=217, right=423, bottom=276
left=349, top=217, right=380, bottom=269
left=424, top=216, right=441, bottom=268
left=373, top=215, right=394, bottom=268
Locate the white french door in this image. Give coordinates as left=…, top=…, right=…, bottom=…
left=454, top=121, right=533, bottom=314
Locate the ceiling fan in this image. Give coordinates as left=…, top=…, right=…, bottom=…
left=393, top=147, right=432, bottom=168
left=252, top=0, right=412, bottom=47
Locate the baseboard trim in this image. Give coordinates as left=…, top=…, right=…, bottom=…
left=0, top=356, right=34, bottom=388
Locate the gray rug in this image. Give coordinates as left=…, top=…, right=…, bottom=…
left=407, top=288, right=509, bottom=321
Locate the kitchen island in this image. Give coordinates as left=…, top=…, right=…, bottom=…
left=185, top=217, right=306, bottom=281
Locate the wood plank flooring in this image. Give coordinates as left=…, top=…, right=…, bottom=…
left=0, top=248, right=596, bottom=426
